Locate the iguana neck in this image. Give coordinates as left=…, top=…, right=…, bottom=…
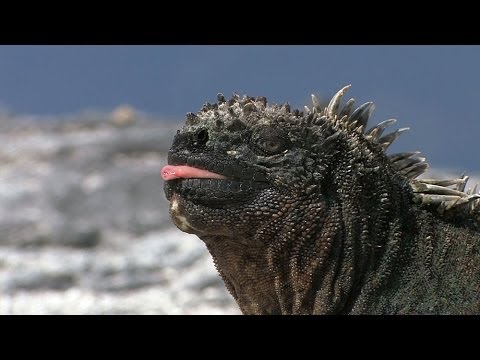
left=201, top=174, right=417, bottom=315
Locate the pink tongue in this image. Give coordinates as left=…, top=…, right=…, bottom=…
left=161, top=165, right=227, bottom=181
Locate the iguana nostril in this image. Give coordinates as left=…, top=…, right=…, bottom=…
left=193, top=129, right=209, bottom=146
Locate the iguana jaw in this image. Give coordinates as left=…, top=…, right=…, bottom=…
left=162, top=160, right=271, bottom=236
left=162, top=162, right=269, bottom=203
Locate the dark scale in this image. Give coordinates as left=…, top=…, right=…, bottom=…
left=162, top=85, right=480, bottom=314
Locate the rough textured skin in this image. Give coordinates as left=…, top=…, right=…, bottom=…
left=163, top=86, right=480, bottom=314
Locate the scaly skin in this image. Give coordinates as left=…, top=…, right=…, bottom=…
left=162, top=87, right=480, bottom=314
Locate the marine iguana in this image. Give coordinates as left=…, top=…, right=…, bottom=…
left=161, top=85, right=480, bottom=314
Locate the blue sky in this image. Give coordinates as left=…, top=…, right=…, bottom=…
left=0, top=45, right=479, bottom=171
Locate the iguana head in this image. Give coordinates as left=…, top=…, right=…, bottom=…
left=162, top=85, right=480, bottom=314
left=162, top=93, right=332, bottom=238
left=163, top=85, right=421, bottom=238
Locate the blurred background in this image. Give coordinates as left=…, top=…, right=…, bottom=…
left=0, top=45, right=479, bottom=314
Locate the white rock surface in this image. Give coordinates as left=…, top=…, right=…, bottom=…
left=0, top=116, right=239, bottom=315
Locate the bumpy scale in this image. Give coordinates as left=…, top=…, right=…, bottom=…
left=162, top=85, right=480, bottom=314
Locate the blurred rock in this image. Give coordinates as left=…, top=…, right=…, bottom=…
left=110, top=105, right=137, bottom=127
left=0, top=115, right=239, bottom=315
left=61, top=228, right=102, bottom=248
left=3, top=270, right=76, bottom=291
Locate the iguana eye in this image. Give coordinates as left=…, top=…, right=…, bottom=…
left=193, top=128, right=209, bottom=146
left=251, top=129, right=291, bottom=155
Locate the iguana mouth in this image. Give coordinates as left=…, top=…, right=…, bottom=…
left=162, top=163, right=269, bottom=205
left=161, top=165, right=228, bottom=181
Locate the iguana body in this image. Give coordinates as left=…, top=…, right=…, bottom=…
left=162, top=86, right=480, bottom=314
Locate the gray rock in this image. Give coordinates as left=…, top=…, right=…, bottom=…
left=61, top=228, right=102, bottom=248
left=0, top=115, right=239, bottom=314
left=3, top=270, right=76, bottom=291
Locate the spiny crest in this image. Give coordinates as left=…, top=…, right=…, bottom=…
left=306, top=85, right=410, bottom=151
left=410, top=177, right=480, bottom=216
left=315, top=85, right=480, bottom=219
left=190, top=92, right=301, bottom=129
left=189, top=87, right=480, bottom=219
